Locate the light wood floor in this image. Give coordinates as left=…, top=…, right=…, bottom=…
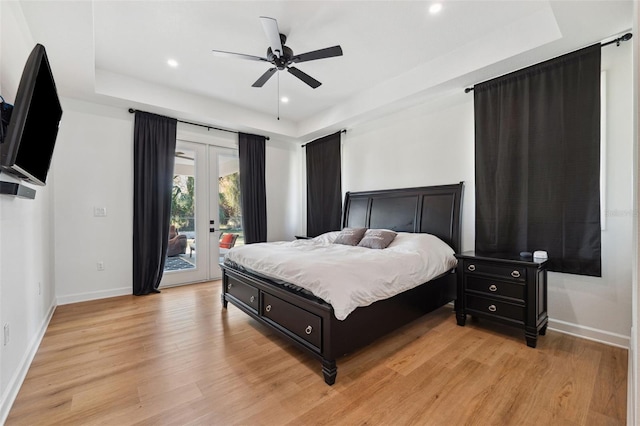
left=7, top=281, right=627, bottom=425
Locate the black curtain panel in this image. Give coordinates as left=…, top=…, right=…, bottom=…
left=474, top=44, right=601, bottom=276
left=238, top=133, right=267, bottom=244
left=306, top=131, right=342, bottom=237
left=132, top=111, right=177, bottom=295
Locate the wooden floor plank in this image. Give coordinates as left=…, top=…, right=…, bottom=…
left=6, top=281, right=627, bottom=425
left=589, top=343, right=628, bottom=421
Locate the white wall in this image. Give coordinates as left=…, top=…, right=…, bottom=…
left=0, top=2, right=57, bottom=421
left=631, top=1, right=639, bottom=423
left=52, top=100, right=134, bottom=303
left=52, top=100, right=301, bottom=303
left=342, top=97, right=476, bottom=253
left=266, top=138, right=301, bottom=241
left=548, top=43, right=633, bottom=346
left=342, top=44, right=633, bottom=346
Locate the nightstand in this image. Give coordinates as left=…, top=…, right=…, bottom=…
left=454, top=251, right=548, bottom=348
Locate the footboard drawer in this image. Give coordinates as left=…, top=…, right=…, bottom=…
left=226, top=277, right=259, bottom=313
left=262, top=293, right=322, bottom=349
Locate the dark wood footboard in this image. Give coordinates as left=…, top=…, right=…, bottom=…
left=221, top=264, right=456, bottom=385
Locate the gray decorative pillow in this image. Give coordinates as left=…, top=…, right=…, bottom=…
left=358, top=229, right=397, bottom=249
left=333, top=227, right=367, bottom=246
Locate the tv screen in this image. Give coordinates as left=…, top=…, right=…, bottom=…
left=0, top=43, right=63, bottom=186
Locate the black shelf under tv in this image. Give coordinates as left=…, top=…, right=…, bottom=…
left=0, top=181, right=35, bottom=199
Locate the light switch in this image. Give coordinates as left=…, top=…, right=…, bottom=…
left=94, top=206, right=107, bottom=217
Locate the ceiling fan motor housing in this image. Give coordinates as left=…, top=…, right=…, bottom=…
left=267, top=44, right=294, bottom=70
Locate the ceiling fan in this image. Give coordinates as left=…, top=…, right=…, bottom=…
left=175, top=151, right=194, bottom=161
left=211, top=16, right=343, bottom=89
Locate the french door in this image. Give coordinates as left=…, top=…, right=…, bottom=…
left=160, top=140, right=240, bottom=287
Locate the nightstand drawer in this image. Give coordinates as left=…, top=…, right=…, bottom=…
left=463, top=260, right=526, bottom=281
left=466, top=276, right=525, bottom=301
left=465, top=294, right=524, bottom=323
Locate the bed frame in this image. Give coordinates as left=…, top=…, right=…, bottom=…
left=220, top=182, right=463, bottom=385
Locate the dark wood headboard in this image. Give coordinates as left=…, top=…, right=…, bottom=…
left=341, top=182, right=464, bottom=253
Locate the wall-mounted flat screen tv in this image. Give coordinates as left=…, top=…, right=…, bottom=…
left=0, top=43, right=63, bottom=186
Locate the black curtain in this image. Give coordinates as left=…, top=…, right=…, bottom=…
left=306, top=132, right=342, bottom=237
left=238, top=133, right=267, bottom=244
left=475, top=44, right=601, bottom=276
left=132, top=111, right=177, bottom=295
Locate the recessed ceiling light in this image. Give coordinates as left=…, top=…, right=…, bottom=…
left=429, top=3, right=442, bottom=14
left=167, top=59, right=178, bottom=68
left=281, top=97, right=289, bottom=103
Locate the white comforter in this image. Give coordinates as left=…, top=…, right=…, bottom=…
left=224, top=232, right=457, bottom=320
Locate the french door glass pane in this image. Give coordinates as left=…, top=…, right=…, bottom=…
left=218, top=153, right=243, bottom=262
left=165, top=150, right=196, bottom=272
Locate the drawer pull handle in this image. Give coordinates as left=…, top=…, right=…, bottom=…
left=489, top=284, right=497, bottom=292
left=305, top=325, right=313, bottom=335
left=511, top=270, right=521, bottom=278
left=227, top=283, right=232, bottom=290
left=467, top=264, right=476, bottom=272
left=265, top=304, right=272, bottom=312
left=488, top=304, right=497, bottom=312
left=250, top=295, right=255, bottom=303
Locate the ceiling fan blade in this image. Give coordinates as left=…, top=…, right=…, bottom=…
left=211, top=49, right=269, bottom=62
left=175, top=152, right=194, bottom=160
left=287, top=67, right=321, bottom=89
left=260, top=16, right=283, bottom=58
left=252, top=68, right=277, bottom=87
left=291, top=45, right=343, bottom=63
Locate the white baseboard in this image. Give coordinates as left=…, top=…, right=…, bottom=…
left=548, top=318, right=630, bottom=349
left=56, top=286, right=131, bottom=305
left=0, top=301, right=57, bottom=424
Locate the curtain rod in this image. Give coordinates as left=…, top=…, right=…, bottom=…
left=301, top=129, right=347, bottom=148
left=463, top=32, right=633, bottom=93
left=128, top=108, right=269, bottom=140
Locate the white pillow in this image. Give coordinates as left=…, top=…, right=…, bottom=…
left=312, top=231, right=341, bottom=244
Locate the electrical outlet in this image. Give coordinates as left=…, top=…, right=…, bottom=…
left=97, top=261, right=105, bottom=271
left=4, top=323, right=10, bottom=346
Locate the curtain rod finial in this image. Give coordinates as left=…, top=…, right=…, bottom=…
left=618, top=33, right=633, bottom=46
left=128, top=108, right=135, bottom=113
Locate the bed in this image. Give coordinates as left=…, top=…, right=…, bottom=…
left=220, top=183, right=463, bottom=385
